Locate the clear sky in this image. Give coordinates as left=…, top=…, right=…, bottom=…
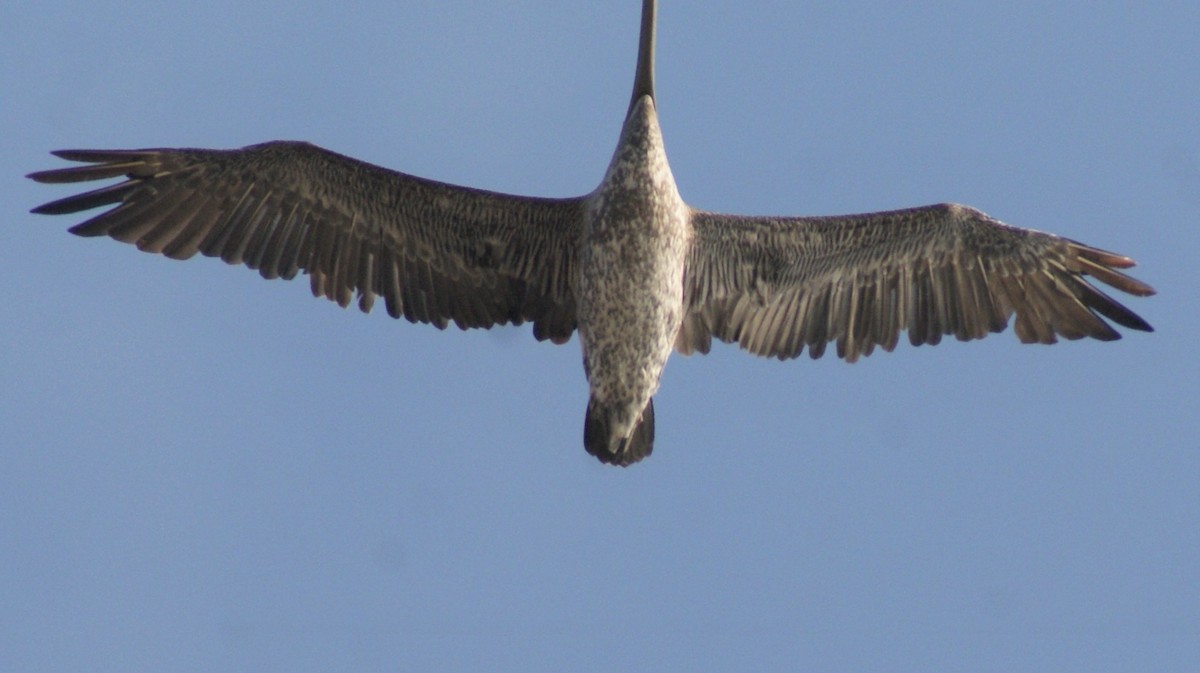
left=3, top=2, right=1196, bottom=671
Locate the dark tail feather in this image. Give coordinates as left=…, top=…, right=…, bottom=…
left=584, top=397, right=655, bottom=467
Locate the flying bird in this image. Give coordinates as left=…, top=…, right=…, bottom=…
left=28, top=0, right=1154, bottom=466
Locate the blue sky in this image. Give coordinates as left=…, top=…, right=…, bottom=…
left=2, top=2, right=1196, bottom=671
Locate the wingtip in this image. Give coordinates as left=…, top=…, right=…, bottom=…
left=1067, top=242, right=1158, bottom=298
left=50, top=149, right=139, bottom=161
left=1123, top=314, right=1155, bottom=333
left=27, top=168, right=60, bottom=184
left=1068, top=240, right=1138, bottom=268
left=27, top=150, right=105, bottom=184
left=30, top=195, right=84, bottom=215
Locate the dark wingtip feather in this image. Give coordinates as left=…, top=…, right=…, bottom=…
left=29, top=161, right=145, bottom=185
left=1056, top=240, right=1156, bottom=334
left=1068, top=240, right=1138, bottom=268
left=1067, top=241, right=1157, bottom=296
left=30, top=150, right=152, bottom=215
left=51, top=149, right=97, bottom=161
left=30, top=201, right=62, bottom=215
left=29, top=149, right=158, bottom=185
left=31, top=180, right=137, bottom=216
left=1075, top=281, right=1154, bottom=333
left=51, top=149, right=153, bottom=162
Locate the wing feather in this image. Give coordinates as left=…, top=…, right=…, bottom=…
left=683, top=203, right=1153, bottom=362
left=29, top=142, right=583, bottom=339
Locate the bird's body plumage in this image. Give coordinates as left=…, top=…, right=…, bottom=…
left=580, top=95, right=688, bottom=464
left=29, top=0, right=1154, bottom=466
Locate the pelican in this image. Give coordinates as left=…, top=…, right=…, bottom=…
left=28, top=1, right=1154, bottom=466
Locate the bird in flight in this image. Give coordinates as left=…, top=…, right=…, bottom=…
left=29, top=1, right=1154, bottom=466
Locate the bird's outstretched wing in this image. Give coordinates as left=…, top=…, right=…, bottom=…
left=29, top=141, right=583, bottom=342
left=679, top=203, right=1154, bottom=362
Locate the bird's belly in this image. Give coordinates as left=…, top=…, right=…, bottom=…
left=577, top=228, right=686, bottom=412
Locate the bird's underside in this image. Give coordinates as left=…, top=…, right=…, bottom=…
left=28, top=0, right=1154, bottom=467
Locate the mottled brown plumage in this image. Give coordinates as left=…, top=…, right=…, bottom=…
left=28, top=0, right=1154, bottom=466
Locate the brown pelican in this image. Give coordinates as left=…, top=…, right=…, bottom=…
left=28, top=0, right=1154, bottom=466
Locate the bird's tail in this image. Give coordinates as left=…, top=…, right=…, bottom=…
left=584, top=396, right=655, bottom=467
